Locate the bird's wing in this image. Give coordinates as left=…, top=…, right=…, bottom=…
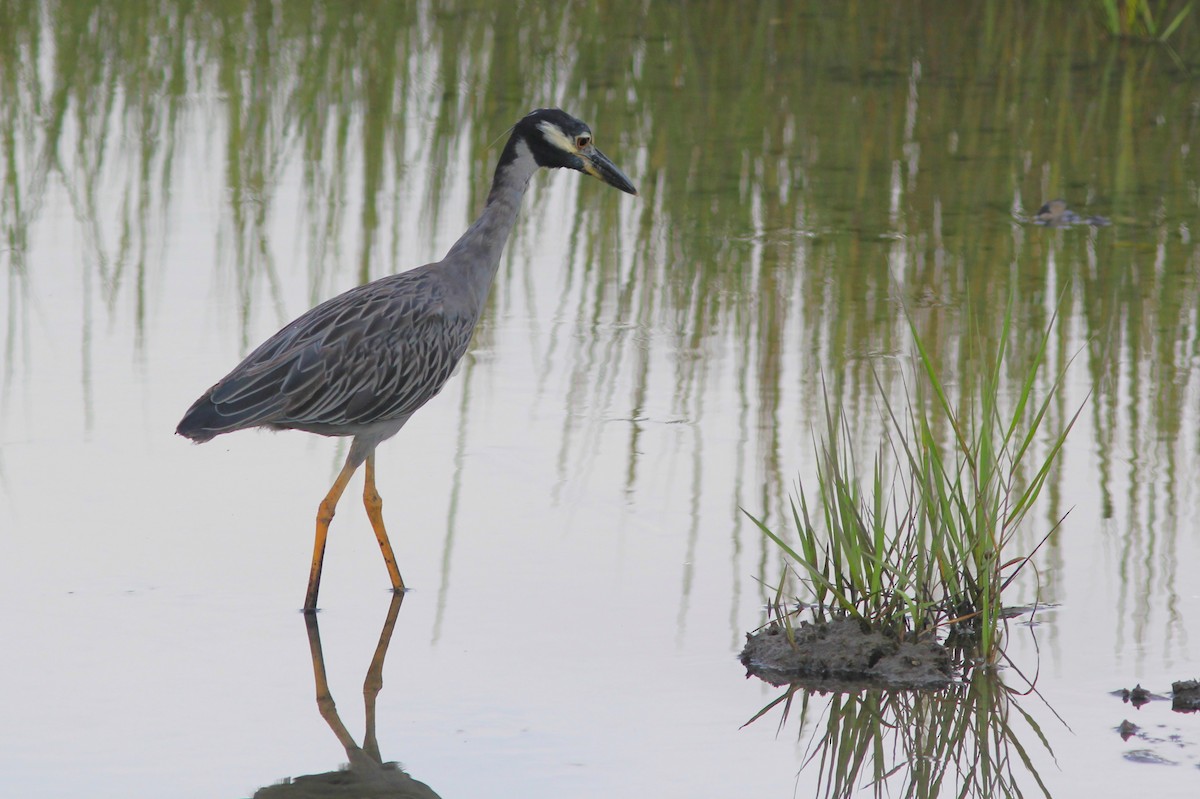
left=197, top=270, right=476, bottom=433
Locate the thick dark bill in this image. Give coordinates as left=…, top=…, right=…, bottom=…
left=581, top=148, right=638, bottom=195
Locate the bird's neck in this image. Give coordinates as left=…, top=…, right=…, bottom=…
left=442, top=135, right=540, bottom=310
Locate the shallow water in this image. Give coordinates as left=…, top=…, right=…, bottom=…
left=2, top=2, right=1199, bottom=797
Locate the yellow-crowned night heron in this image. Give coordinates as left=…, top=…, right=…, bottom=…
left=177, top=109, right=636, bottom=610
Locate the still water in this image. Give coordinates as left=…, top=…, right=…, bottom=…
left=2, top=1, right=1199, bottom=796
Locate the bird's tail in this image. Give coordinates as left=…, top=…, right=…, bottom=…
left=175, top=393, right=227, bottom=443
left=177, top=371, right=290, bottom=442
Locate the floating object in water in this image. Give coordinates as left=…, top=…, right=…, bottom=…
left=1032, top=198, right=1110, bottom=227
left=1172, top=679, right=1200, bottom=711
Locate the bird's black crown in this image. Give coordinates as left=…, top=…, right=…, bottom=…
left=499, top=108, right=592, bottom=171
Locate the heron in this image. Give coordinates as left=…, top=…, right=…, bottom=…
left=177, top=108, right=637, bottom=611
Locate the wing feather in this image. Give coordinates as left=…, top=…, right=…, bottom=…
left=176, top=268, right=478, bottom=441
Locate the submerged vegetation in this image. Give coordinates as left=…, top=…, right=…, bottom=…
left=748, top=302, right=1081, bottom=665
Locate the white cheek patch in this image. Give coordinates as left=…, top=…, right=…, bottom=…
left=537, top=120, right=580, bottom=154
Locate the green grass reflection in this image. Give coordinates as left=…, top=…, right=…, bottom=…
left=745, top=664, right=1056, bottom=799
left=0, top=0, right=1197, bottom=652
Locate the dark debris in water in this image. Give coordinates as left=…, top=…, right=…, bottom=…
left=1116, top=683, right=1155, bottom=708
left=1113, top=680, right=1200, bottom=713
left=740, top=617, right=952, bottom=691
left=1109, top=681, right=1200, bottom=769
left=1031, top=199, right=1111, bottom=227
left=1172, top=680, right=1200, bottom=712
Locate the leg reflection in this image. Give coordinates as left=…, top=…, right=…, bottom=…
left=253, top=593, right=440, bottom=798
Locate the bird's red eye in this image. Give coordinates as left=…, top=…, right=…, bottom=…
left=575, top=135, right=591, bottom=149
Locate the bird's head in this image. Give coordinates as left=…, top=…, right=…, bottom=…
left=513, top=108, right=637, bottom=195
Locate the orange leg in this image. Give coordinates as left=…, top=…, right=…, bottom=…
left=363, top=453, right=406, bottom=593
left=305, top=456, right=360, bottom=612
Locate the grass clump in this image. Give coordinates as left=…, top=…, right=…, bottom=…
left=749, top=303, right=1081, bottom=663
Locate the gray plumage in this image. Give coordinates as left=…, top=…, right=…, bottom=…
left=179, top=268, right=473, bottom=452
left=177, top=108, right=636, bottom=610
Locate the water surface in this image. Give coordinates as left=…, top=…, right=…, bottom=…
left=2, top=2, right=1199, bottom=796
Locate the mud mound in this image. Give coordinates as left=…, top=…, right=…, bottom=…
left=740, top=617, right=952, bottom=690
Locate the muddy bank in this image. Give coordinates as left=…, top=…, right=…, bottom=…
left=740, top=617, right=953, bottom=690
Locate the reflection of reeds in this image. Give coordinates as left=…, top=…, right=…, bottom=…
left=747, top=667, right=1055, bottom=799
left=1, top=1, right=1197, bottom=643
left=1094, top=0, right=1193, bottom=41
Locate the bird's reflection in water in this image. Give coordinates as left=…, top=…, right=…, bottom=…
left=254, top=594, right=441, bottom=799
